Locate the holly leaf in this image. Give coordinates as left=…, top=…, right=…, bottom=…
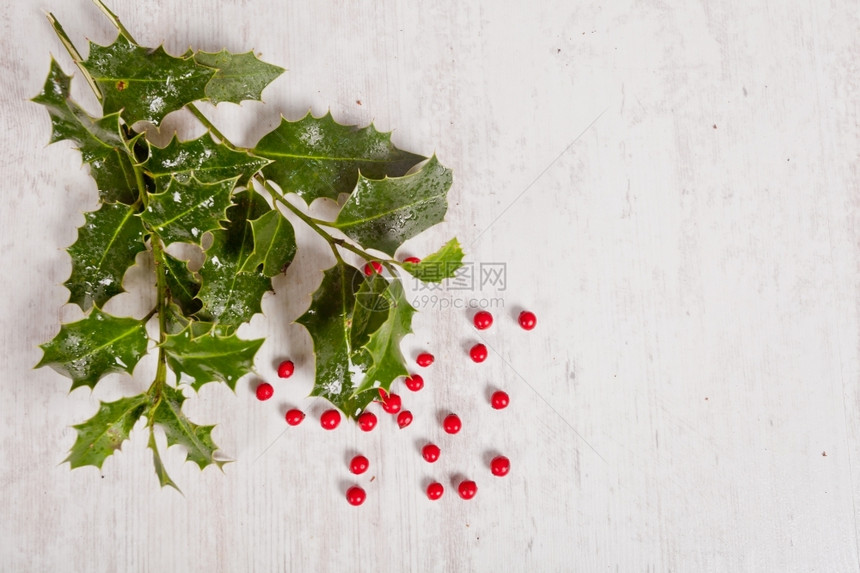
left=162, top=252, right=201, bottom=316
left=194, top=50, right=285, bottom=105
left=32, top=59, right=138, bottom=204
left=401, top=238, right=464, bottom=283
left=355, top=280, right=415, bottom=393
left=297, top=261, right=372, bottom=416
left=254, top=112, right=425, bottom=203
left=350, top=273, right=391, bottom=354
left=82, top=34, right=215, bottom=124
left=37, top=307, right=149, bottom=390
left=152, top=385, right=227, bottom=469
left=65, top=393, right=149, bottom=469
left=195, top=190, right=272, bottom=327
left=65, top=202, right=146, bottom=311
left=239, top=209, right=297, bottom=277
left=141, top=176, right=236, bottom=246
left=161, top=322, right=263, bottom=390
left=143, top=133, right=271, bottom=188
left=333, top=156, right=453, bottom=256
left=148, top=428, right=180, bottom=491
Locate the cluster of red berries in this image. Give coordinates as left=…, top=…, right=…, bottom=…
left=254, top=304, right=536, bottom=505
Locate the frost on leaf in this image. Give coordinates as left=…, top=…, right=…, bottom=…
left=36, top=307, right=149, bottom=390
left=32, top=59, right=138, bottom=204
left=65, top=393, right=149, bottom=469
left=334, top=156, right=453, bottom=256
left=65, top=202, right=146, bottom=311
left=161, top=322, right=263, bottom=391
left=141, top=176, right=236, bottom=247
left=82, top=34, right=215, bottom=125
left=254, top=112, right=425, bottom=203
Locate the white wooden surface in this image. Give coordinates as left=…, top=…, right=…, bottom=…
left=1, top=0, right=858, bottom=570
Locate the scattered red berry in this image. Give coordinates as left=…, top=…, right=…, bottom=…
left=443, top=414, right=462, bottom=434
left=320, top=409, right=341, bottom=430
left=285, top=409, right=305, bottom=426
left=422, top=443, right=441, bottom=463
left=358, top=411, right=377, bottom=432
left=426, top=482, right=444, bottom=500
left=403, top=256, right=421, bottom=264
left=491, top=456, right=510, bottom=477
left=458, top=480, right=477, bottom=500
left=346, top=486, right=366, bottom=506
left=381, top=392, right=402, bottom=414
left=397, top=410, right=413, bottom=429
left=473, top=311, right=493, bottom=330
left=491, top=390, right=510, bottom=410
left=469, top=343, right=488, bottom=363
left=404, top=374, right=424, bottom=392
left=350, top=455, right=369, bottom=475
left=255, top=382, right=274, bottom=401
left=518, top=310, right=537, bottom=330
left=363, top=261, right=383, bottom=275
left=416, top=352, right=434, bottom=367
left=276, top=360, right=294, bottom=378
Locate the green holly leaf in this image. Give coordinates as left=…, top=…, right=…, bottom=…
left=162, top=252, right=201, bottom=316
left=356, top=280, right=415, bottom=393
left=144, top=133, right=271, bottom=188
left=333, top=156, right=453, bottom=256
left=239, top=209, right=297, bottom=277
left=37, top=307, right=149, bottom=391
left=32, top=59, right=138, bottom=204
left=194, top=50, right=285, bottom=105
left=65, top=203, right=146, bottom=311
left=161, top=322, right=263, bottom=390
left=82, top=34, right=215, bottom=124
left=195, top=190, right=272, bottom=327
left=152, top=385, right=226, bottom=469
left=141, top=176, right=236, bottom=246
left=401, top=238, right=464, bottom=283
left=297, top=261, right=373, bottom=416
left=148, top=428, right=180, bottom=491
left=350, top=273, right=391, bottom=354
left=65, top=393, right=149, bottom=469
left=254, top=112, right=425, bottom=203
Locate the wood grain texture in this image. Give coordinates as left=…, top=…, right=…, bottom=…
left=1, top=0, right=858, bottom=570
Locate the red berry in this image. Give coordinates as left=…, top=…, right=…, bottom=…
left=404, top=256, right=421, bottom=264
left=397, top=410, right=413, bottom=429
left=363, top=261, right=383, bottom=275
left=422, top=443, right=440, bottom=463
left=469, top=343, right=488, bottom=363
left=473, top=311, right=493, bottom=330
left=285, top=409, right=305, bottom=426
left=426, top=482, right=444, bottom=500
left=346, top=486, right=366, bottom=506
left=518, top=310, right=537, bottom=330
left=255, top=382, right=274, bottom=401
left=458, top=480, right=477, bottom=500
left=443, top=414, right=461, bottom=434
left=404, top=374, right=424, bottom=392
left=277, top=359, right=294, bottom=378
left=358, top=411, right=377, bottom=432
left=320, top=409, right=341, bottom=430
left=416, top=352, right=434, bottom=367
left=490, top=456, right=510, bottom=477
left=381, top=392, right=402, bottom=414
left=491, top=390, right=510, bottom=410
left=350, top=455, right=369, bottom=475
